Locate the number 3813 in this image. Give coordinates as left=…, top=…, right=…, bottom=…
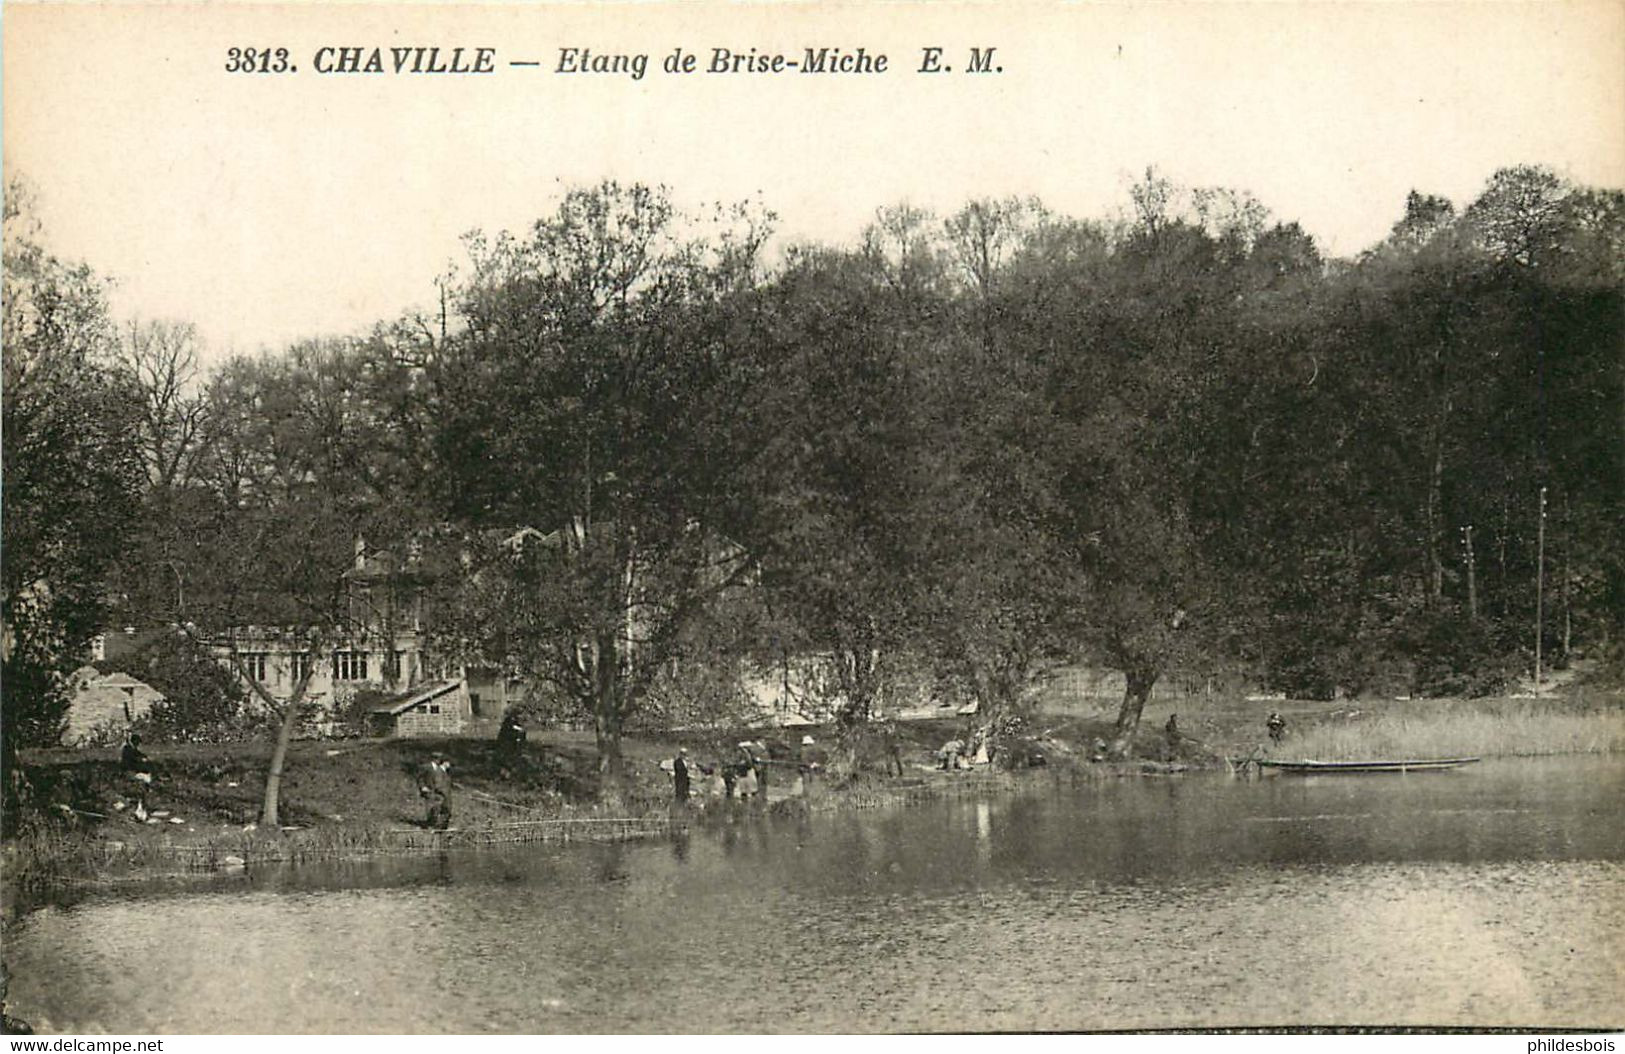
left=225, top=47, right=293, bottom=73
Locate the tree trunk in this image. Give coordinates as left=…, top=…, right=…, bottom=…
left=834, top=643, right=880, bottom=773
left=590, top=626, right=628, bottom=798
left=1498, top=488, right=1511, bottom=617
left=1561, top=494, right=1572, bottom=661
left=1109, top=665, right=1158, bottom=758
left=593, top=709, right=623, bottom=782
left=1424, top=410, right=1449, bottom=605
left=206, top=631, right=317, bottom=830
left=261, top=693, right=301, bottom=827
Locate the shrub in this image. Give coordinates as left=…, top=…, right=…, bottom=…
left=1399, top=608, right=1518, bottom=697
left=124, top=632, right=266, bottom=743
left=335, top=687, right=395, bottom=737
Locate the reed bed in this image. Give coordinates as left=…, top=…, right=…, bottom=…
left=1279, top=700, right=1625, bottom=761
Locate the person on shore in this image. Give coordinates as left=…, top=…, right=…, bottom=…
left=120, top=732, right=151, bottom=775
left=497, top=710, right=527, bottom=754
left=739, top=741, right=769, bottom=797
left=419, top=753, right=453, bottom=830
left=672, top=747, right=691, bottom=803
left=1267, top=712, right=1287, bottom=744
left=879, top=720, right=905, bottom=776
left=938, top=738, right=964, bottom=771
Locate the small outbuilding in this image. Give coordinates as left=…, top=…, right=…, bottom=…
left=62, top=668, right=166, bottom=745
left=365, top=679, right=472, bottom=738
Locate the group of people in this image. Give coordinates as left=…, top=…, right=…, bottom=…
left=670, top=742, right=761, bottom=804
left=937, top=728, right=990, bottom=771
left=411, top=708, right=1292, bottom=830
left=670, top=738, right=812, bottom=805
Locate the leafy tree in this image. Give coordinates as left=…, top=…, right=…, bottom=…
left=1032, top=214, right=1251, bottom=752
left=732, top=234, right=954, bottom=762
left=120, top=630, right=259, bottom=743
left=134, top=344, right=427, bottom=824
left=2, top=179, right=142, bottom=759
left=428, top=183, right=770, bottom=785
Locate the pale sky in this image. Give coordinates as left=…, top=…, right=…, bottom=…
left=5, top=2, right=1624, bottom=361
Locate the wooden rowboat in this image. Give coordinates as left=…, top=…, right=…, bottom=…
left=1256, top=757, right=1481, bottom=774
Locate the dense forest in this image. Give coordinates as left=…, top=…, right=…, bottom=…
left=5, top=165, right=1622, bottom=782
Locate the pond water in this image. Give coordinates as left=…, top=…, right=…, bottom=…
left=8, top=756, right=1623, bottom=1033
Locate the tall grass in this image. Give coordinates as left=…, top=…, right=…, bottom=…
left=1280, top=700, right=1625, bottom=760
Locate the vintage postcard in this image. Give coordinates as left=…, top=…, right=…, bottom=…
left=3, top=0, right=1622, bottom=1040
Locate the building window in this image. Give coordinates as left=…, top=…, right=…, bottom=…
left=334, top=651, right=369, bottom=682
left=428, top=703, right=441, bottom=714
left=241, top=652, right=268, bottom=681
left=290, top=652, right=313, bottom=685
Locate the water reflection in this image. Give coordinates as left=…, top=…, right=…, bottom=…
left=8, top=756, right=1622, bottom=1033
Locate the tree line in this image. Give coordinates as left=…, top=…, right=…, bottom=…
left=5, top=165, right=1621, bottom=800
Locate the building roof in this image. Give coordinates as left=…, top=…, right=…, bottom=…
left=94, top=671, right=158, bottom=690
left=367, top=679, right=463, bottom=716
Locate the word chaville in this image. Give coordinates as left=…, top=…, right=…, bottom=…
left=313, top=46, right=496, bottom=73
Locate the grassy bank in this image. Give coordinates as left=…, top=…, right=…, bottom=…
left=1272, top=697, right=1625, bottom=761
left=0, top=718, right=1003, bottom=910
left=5, top=688, right=1620, bottom=916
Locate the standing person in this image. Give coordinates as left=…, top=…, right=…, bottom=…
left=1266, top=712, right=1287, bottom=744
left=705, top=764, right=727, bottom=799
left=737, top=742, right=765, bottom=800
left=1163, top=714, right=1183, bottom=761
left=419, top=753, right=453, bottom=830
left=756, top=742, right=770, bottom=798
left=672, top=747, right=691, bottom=803
left=878, top=721, right=905, bottom=776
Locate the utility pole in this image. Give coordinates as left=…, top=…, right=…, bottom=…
left=1461, top=525, right=1477, bottom=619
left=1534, top=486, right=1547, bottom=696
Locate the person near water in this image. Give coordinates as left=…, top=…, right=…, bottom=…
left=879, top=720, right=905, bottom=776
left=1266, top=711, right=1287, bottom=744
left=1163, top=713, right=1184, bottom=760
left=497, top=710, right=527, bottom=753
left=419, top=753, right=453, bottom=830
left=120, top=732, right=150, bottom=774
left=739, top=741, right=769, bottom=797
left=672, top=747, right=691, bottom=803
